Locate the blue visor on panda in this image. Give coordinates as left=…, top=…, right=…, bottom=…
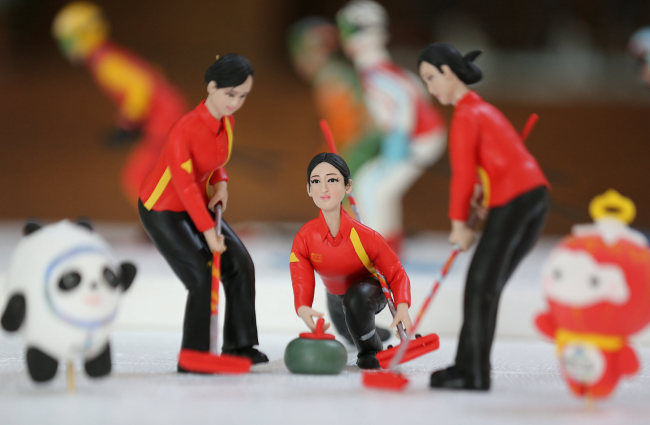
left=45, top=245, right=122, bottom=328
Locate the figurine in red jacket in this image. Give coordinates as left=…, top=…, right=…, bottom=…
left=52, top=2, right=187, bottom=204
left=418, top=43, right=550, bottom=390
left=290, top=152, right=413, bottom=369
left=138, top=54, right=267, bottom=369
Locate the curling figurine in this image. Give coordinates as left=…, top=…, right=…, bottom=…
left=52, top=2, right=188, bottom=205
left=336, top=0, right=447, bottom=254
left=418, top=43, right=550, bottom=390
left=287, top=16, right=381, bottom=177
left=1, top=220, right=136, bottom=385
left=536, top=190, right=650, bottom=400
left=290, top=152, right=413, bottom=370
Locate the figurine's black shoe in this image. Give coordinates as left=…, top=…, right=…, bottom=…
left=429, top=365, right=490, bottom=390
left=222, top=346, right=269, bottom=364
left=356, top=352, right=380, bottom=369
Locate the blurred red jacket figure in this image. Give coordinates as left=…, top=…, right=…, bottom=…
left=53, top=2, right=187, bottom=205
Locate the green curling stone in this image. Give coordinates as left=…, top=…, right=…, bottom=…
left=284, top=318, right=347, bottom=374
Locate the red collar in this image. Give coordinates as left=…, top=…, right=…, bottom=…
left=456, top=90, right=481, bottom=108
left=316, top=206, right=353, bottom=245
left=196, top=101, right=227, bottom=135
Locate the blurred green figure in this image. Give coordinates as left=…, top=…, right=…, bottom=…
left=288, top=17, right=381, bottom=177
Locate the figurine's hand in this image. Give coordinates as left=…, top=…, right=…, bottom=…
left=297, top=306, right=330, bottom=332
left=449, top=220, right=476, bottom=251
left=203, top=227, right=227, bottom=254
left=208, top=181, right=228, bottom=213
left=105, top=125, right=142, bottom=147
left=390, top=302, right=412, bottom=335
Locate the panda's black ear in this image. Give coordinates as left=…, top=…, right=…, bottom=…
left=74, top=217, right=94, bottom=231
left=119, top=262, right=137, bottom=291
left=23, top=219, right=43, bottom=236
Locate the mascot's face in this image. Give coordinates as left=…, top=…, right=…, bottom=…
left=45, top=247, right=122, bottom=326
left=542, top=247, right=629, bottom=308
left=541, top=234, right=650, bottom=335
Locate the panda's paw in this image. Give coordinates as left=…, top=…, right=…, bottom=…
left=85, top=343, right=112, bottom=378
left=26, top=347, right=58, bottom=382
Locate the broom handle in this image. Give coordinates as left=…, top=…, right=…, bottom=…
left=319, top=119, right=407, bottom=341
left=520, top=113, right=538, bottom=143
left=209, top=203, right=223, bottom=354
left=387, top=213, right=479, bottom=370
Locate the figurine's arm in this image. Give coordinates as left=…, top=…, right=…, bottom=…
left=534, top=312, right=556, bottom=339
left=369, top=229, right=412, bottom=332
left=371, top=230, right=410, bottom=307
left=289, top=232, right=317, bottom=316
left=619, top=344, right=640, bottom=376
left=94, top=51, right=154, bottom=127
left=448, top=110, right=480, bottom=222
left=167, top=129, right=214, bottom=232
left=119, top=262, right=137, bottom=292
left=1, top=293, right=26, bottom=332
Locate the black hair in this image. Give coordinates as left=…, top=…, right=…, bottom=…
left=417, top=43, right=483, bottom=85
left=307, top=152, right=351, bottom=186
left=204, top=53, right=254, bottom=87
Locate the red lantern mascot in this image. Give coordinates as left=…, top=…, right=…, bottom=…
left=536, top=190, right=650, bottom=399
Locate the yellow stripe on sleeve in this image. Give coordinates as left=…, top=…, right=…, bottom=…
left=143, top=167, right=171, bottom=209
left=477, top=166, right=490, bottom=208
left=224, top=118, right=233, bottom=165
left=349, top=228, right=377, bottom=275
left=289, top=252, right=300, bottom=263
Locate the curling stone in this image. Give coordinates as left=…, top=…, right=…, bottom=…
left=284, top=318, right=347, bottom=374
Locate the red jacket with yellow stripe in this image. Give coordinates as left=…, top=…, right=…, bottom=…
left=449, top=91, right=549, bottom=221
left=290, top=207, right=410, bottom=313
left=87, top=42, right=187, bottom=132
left=139, top=101, right=232, bottom=232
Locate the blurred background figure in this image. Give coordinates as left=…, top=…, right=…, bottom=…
left=336, top=0, right=447, bottom=254
left=628, top=26, right=650, bottom=86
left=287, top=16, right=381, bottom=177
left=52, top=1, right=187, bottom=207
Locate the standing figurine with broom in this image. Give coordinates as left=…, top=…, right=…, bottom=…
left=417, top=43, right=550, bottom=390
left=138, top=54, right=267, bottom=372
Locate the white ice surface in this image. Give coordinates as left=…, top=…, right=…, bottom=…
left=1, top=221, right=650, bottom=424
left=2, top=331, right=650, bottom=425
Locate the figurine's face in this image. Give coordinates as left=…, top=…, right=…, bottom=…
left=419, top=61, right=457, bottom=106
left=205, top=76, right=253, bottom=119
left=542, top=248, right=629, bottom=308
left=291, top=45, right=328, bottom=80
left=307, top=162, right=351, bottom=213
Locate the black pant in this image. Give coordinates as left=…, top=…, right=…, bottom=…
left=138, top=200, right=259, bottom=352
left=327, top=278, right=387, bottom=354
left=455, top=186, right=549, bottom=378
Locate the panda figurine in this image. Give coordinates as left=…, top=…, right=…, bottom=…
left=1, top=219, right=136, bottom=383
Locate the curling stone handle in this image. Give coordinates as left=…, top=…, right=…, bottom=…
left=315, top=317, right=325, bottom=335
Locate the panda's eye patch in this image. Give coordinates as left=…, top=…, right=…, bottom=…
left=103, top=267, right=119, bottom=288
left=58, top=272, right=81, bottom=291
